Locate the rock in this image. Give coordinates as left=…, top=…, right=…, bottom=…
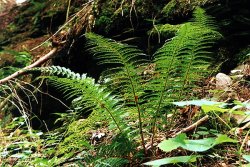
left=16, top=0, right=27, bottom=5
left=231, top=61, right=250, bottom=76
left=216, top=73, right=232, bottom=89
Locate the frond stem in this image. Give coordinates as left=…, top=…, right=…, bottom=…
left=124, top=66, right=146, bottom=155
left=168, top=49, right=194, bottom=127
left=102, top=104, right=122, bottom=133
left=97, top=40, right=146, bottom=154
left=150, top=68, right=171, bottom=149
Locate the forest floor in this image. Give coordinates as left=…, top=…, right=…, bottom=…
left=1, top=1, right=250, bottom=166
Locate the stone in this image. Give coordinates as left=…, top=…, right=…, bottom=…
left=216, top=73, right=232, bottom=89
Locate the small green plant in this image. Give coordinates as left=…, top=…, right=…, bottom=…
left=144, top=133, right=237, bottom=166
left=0, top=116, right=44, bottom=165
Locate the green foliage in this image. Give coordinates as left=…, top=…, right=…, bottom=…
left=243, top=155, right=250, bottom=163
left=1, top=7, right=227, bottom=166
left=144, top=155, right=199, bottom=166
left=149, top=23, right=216, bottom=101
left=143, top=9, right=222, bottom=138
left=158, top=133, right=237, bottom=152
left=28, top=8, right=221, bottom=164
left=144, top=133, right=236, bottom=166
left=192, top=7, right=218, bottom=30
left=85, top=32, right=146, bottom=100
left=0, top=116, right=44, bottom=166
left=93, top=157, right=129, bottom=167
left=0, top=50, right=31, bottom=79
left=36, top=66, right=126, bottom=132
left=85, top=32, right=148, bottom=151
left=85, top=8, right=221, bottom=140
left=55, top=111, right=100, bottom=156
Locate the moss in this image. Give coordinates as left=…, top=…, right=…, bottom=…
left=162, top=0, right=218, bottom=20
left=150, top=23, right=181, bottom=38
left=56, top=110, right=108, bottom=155
left=93, top=0, right=166, bottom=35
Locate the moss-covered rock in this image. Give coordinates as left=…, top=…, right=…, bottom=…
left=162, top=0, right=218, bottom=20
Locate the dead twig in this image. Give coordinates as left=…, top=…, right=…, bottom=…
left=173, top=115, right=209, bottom=137
left=0, top=48, right=57, bottom=84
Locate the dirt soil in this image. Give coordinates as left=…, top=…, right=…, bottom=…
left=0, top=1, right=53, bottom=65
left=0, top=0, right=17, bottom=31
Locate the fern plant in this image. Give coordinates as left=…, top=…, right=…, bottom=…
left=84, top=7, right=222, bottom=149
left=29, top=7, right=221, bottom=159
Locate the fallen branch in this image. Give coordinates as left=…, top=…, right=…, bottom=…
left=174, top=115, right=209, bottom=137
left=0, top=48, right=57, bottom=84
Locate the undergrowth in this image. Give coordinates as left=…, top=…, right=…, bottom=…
left=1, top=7, right=250, bottom=167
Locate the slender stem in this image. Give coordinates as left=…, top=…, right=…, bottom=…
left=100, top=42, right=146, bottom=154
left=213, top=111, right=231, bottom=129
left=169, top=48, right=194, bottom=128
left=134, top=94, right=146, bottom=154
left=150, top=75, right=169, bottom=148
left=150, top=54, right=176, bottom=149
left=125, top=67, right=146, bottom=155
left=102, top=105, right=122, bottom=133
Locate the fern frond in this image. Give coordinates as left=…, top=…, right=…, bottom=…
left=147, top=9, right=222, bottom=144
left=85, top=33, right=147, bottom=153
left=146, top=9, right=222, bottom=111
left=35, top=66, right=126, bottom=132
left=192, top=7, right=218, bottom=30
left=32, top=66, right=87, bottom=80
left=85, top=33, right=146, bottom=100
left=94, top=157, right=129, bottom=167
